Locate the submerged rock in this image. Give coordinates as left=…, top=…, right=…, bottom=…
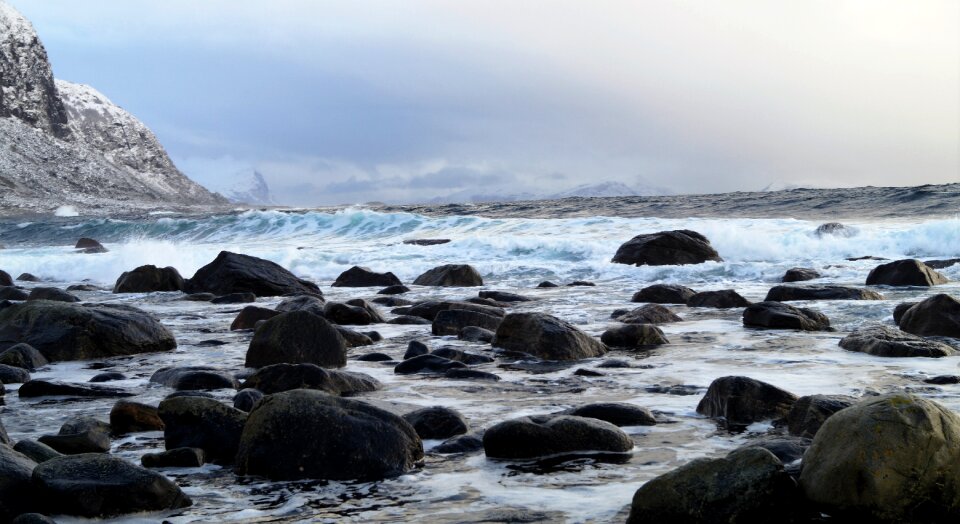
left=781, top=267, right=820, bottom=282
left=493, top=312, right=606, bottom=361
left=865, top=258, right=948, bottom=287
left=26, top=287, right=79, bottom=302
left=612, top=229, right=722, bottom=266
left=150, top=366, right=240, bottom=391
left=898, top=294, right=960, bottom=338
left=19, top=379, right=133, bottom=398
left=413, top=264, right=484, bottom=287
left=814, top=222, right=855, bottom=237
left=561, top=403, right=657, bottom=427
left=0, top=286, right=29, bottom=300
left=478, top=290, right=532, bottom=302
left=838, top=325, right=955, bottom=357
left=742, top=301, right=831, bottom=331
left=687, top=289, right=751, bottom=308
left=394, top=354, right=466, bottom=375
left=112, top=265, right=185, bottom=293
left=483, top=415, right=633, bottom=459
left=186, top=251, right=320, bottom=296
left=764, top=285, right=882, bottom=301
left=378, top=284, right=410, bottom=295
left=402, top=406, right=469, bottom=440
left=600, top=324, right=669, bottom=348
left=245, top=311, right=347, bottom=368
left=696, top=376, right=797, bottom=427
left=631, top=284, right=696, bottom=304
left=332, top=266, right=402, bottom=287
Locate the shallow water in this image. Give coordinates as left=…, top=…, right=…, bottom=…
left=1, top=206, right=959, bottom=523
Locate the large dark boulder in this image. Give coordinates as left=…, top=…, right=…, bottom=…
left=612, top=230, right=722, bottom=266
left=0, top=343, right=47, bottom=370
left=75, top=238, right=108, bottom=252
left=405, top=300, right=504, bottom=321
left=13, top=440, right=62, bottom=464
left=230, top=306, right=280, bottom=330
left=898, top=294, right=960, bottom=338
left=412, top=264, right=483, bottom=287
left=432, top=309, right=503, bottom=336
left=614, top=304, right=681, bottom=324
left=0, top=445, right=39, bottom=522
left=0, top=301, right=176, bottom=362
left=110, top=400, right=164, bottom=434
left=275, top=294, right=326, bottom=316
left=0, top=286, right=29, bottom=301
left=402, top=407, right=468, bottom=440
left=323, top=300, right=384, bottom=325
left=893, top=301, right=917, bottom=325
left=687, top=289, right=751, bottom=308
left=696, top=376, right=797, bottom=427
left=627, top=447, right=803, bottom=524
left=764, top=285, right=883, bottom=301
left=158, top=396, right=247, bottom=464
left=493, top=313, right=606, bottom=361
left=26, top=287, right=79, bottom=303
left=0, top=270, right=11, bottom=287
left=31, top=454, right=191, bottom=517
left=865, top=258, right=948, bottom=286
left=245, top=311, right=347, bottom=368
left=185, top=251, right=320, bottom=296
left=838, top=325, right=954, bottom=357
left=800, top=394, right=960, bottom=522
left=483, top=415, right=633, bottom=459
left=240, top=363, right=381, bottom=395
left=235, top=389, right=423, bottom=480
left=631, top=284, right=696, bottom=304
left=0, top=363, right=29, bottom=383
left=782, top=267, right=820, bottom=283
left=112, top=265, right=185, bottom=293
left=562, top=403, right=657, bottom=427
left=600, top=324, right=669, bottom=348
left=332, top=266, right=402, bottom=287
left=742, top=301, right=831, bottom=331
left=785, top=394, right=856, bottom=439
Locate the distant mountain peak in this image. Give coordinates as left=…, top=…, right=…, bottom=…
left=204, top=168, right=276, bottom=205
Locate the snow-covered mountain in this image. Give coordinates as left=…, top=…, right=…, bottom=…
left=0, top=1, right=224, bottom=215
left=202, top=169, right=275, bottom=205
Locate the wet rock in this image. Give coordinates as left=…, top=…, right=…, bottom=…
left=240, top=363, right=381, bottom=395
left=110, top=400, right=164, bottom=434
left=27, top=287, right=79, bottom=302
left=378, top=284, right=410, bottom=295
left=562, top=403, right=657, bottom=426
left=612, top=229, right=723, bottom=266
left=141, top=447, right=205, bottom=468
left=743, top=301, right=831, bottom=331
left=388, top=314, right=432, bottom=325
left=537, top=281, right=559, bottom=288
left=627, top=447, right=803, bottom=524
left=478, top=290, right=532, bottom=302
left=356, top=352, right=393, bottom=362
left=39, top=416, right=111, bottom=454
left=574, top=368, right=604, bottom=377
left=838, top=325, right=954, bottom=357
left=12, top=513, right=57, bottom=524
left=230, top=305, right=279, bottom=330
left=800, top=394, right=960, bottom=522
left=615, top=304, right=682, bottom=324
left=431, top=347, right=495, bottom=364
left=0, top=343, right=47, bottom=370
left=324, top=300, right=384, bottom=325
left=0, top=301, right=176, bottom=362
left=245, top=311, right=347, bottom=368
left=0, top=363, right=29, bottom=383
left=785, top=394, right=856, bottom=439
left=687, top=289, right=751, bottom=308
left=18, top=380, right=133, bottom=398
left=458, top=326, right=495, bottom=343
left=66, top=284, right=99, bottom=292
left=32, top=454, right=191, bottom=517
left=567, top=280, right=596, bottom=287
left=413, top=264, right=483, bottom=287
left=112, top=265, right=185, bottom=293
left=75, top=237, right=106, bottom=250
left=402, top=406, right=468, bottom=439
left=235, top=389, right=424, bottom=480
left=89, top=371, right=125, bottom=382
left=335, top=326, right=374, bottom=348
left=150, top=366, right=240, bottom=390
left=403, top=238, right=451, bottom=246
left=597, top=359, right=632, bottom=368
left=432, top=309, right=502, bottom=336
left=13, top=440, right=62, bottom=464
left=433, top=434, right=484, bottom=454
left=815, top=222, right=855, bottom=237
left=185, top=251, right=320, bottom=297
left=600, top=324, right=669, bottom=348
left=0, top=445, right=39, bottom=522
left=493, top=312, right=607, bottom=361
left=405, top=340, right=430, bottom=359
left=483, top=415, right=633, bottom=459
left=0, top=286, right=29, bottom=300
left=0, top=270, right=11, bottom=287
left=0, top=416, right=8, bottom=445
left=631, top=283, right=697, bottom=304
left=781, top=267, right=821, bottom=282
left=925, top=258, right=960, bottom=269
left=275, top=294, right=326, bottom=316
left=405, top=300, right=505, bottom=321
left=865, top=258, right=948, bottom=286
left=696, top=376, right=797, bottom=427
left=182, top=292, right=215, bottom=301
left=232, top=388, right=264, bottom=412
left=332, top=266, right=402, bottom=287
left=764, top=285, right=883, bottom=301
left=158, top=396, right=247, bottom=464
left=210, top=292, right=256, bottom=304
left=926, top=375, right=960, bottom=385
left=395, top=354, right=467, bottom=375
left=444, top=368, right=501, bottom=381
left=892, top=301, right=917, bottom=325
left=898, top=293, right=960, bottom=338
left=15, top=273, right=39, bottom=282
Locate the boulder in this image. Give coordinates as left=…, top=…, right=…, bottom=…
left=0, top=343, right=47, bottom=370
left=388, top=315, right=432, bottom=325
left=89, top=371, right=125, bottom=382
left=141, top=447, right=205, bottom=469
left=275, top=294, right=326, bottom=316
left=458, top=326, right=495, bottom=343
left=185, top=251, right=320, bottom=296
left=432, top=309, right=503, bottom=336
left=925, top=258, right=960, bottom=269
left=0, top=286, right=29, bottom=300
left=0, top=270, right=11, bottom=287
left=394, top=354, right=466, bottom=375
left=405, top=300, right=505, bottom=321
left=38, top=431, right=110, bottom=455
left=323, top=300, right=384, bottom=325
left=378, top=284, right=410, bottom=295
left=445, top=368, right=501, bottom=381
left=814, top=222, right=855, bottom=237
left=627, top=447, right=802, bottom=524
left=631, top=284, right=697, bottom=304
left=19, top=380, right=132, bottom=398
left=742, top=301, right=831, bottom=331
left=478, top=290, right=532, bottom=302
left=493, top=312, right=607, bottom=361
left=27, top=287, right=79, bottom=302
left=412, top=264, right=483, bottom=287
left=335, top=326, right=374, bottom=348
left=403, top=238, right=450, bottom=246
left=32, top=454, right=191, bottom=517
left=898, top=294, right=960, bottom=338
left=0, top=445, right=39, bottom=522
left=537, top=281, right=559, bottom=288
left=483, top=415, right=633, bottom=459
left=13, top=440, right=62, bottom=464
left=402, top=407, right=469, bottom=440
left=433, top=434, right=484, bottom=454
left=230, top=306, right=280, bottom=330
left=110, top=400, right=164, bottom=434
left=865, top=258, right=948, bottom=286
left=233, top=388, right=264, bottom=412
left=240, top=363, right=381, bottom=395
left=764, top=285, right=883, bottom=301
left=0, top=301, right=176, bottom=362
left=892, top=301, right=917, bottom=325
left=150, top=366, right=240, bottom=391
left=404, top=340, right=429, bottom=360
left=838, top=325, right=954, bottom=357
left=615, top=304, right=681, bottom=324
left=566, top=280, right=596, bottom=287
left=687, top=290, right=750, bottom=308
left=430, top=347, right=494, bottom=364
left=782, top=267, right=820, bottom=282
left=612, top=230, right=722, bottom=266
left=16, top=273, right=38, bottom=282
left=600, top=324, right=669, bottom=348
left=235, top=389, right=423, bottom=480
left=75, top=237, right=107, bottom=250
left=332, top=266, right=402, bottom=287
left=0, top=363, right=29, bottom=383
left=158, top=396, right=247, bottom=464
left=696, top=376, right=797, bottom=427
left=66, top=284, right=99, bottom=292
left=182, top=292, right=215, bottom=301
left=785, top=394, right=856, bottom=439
left=800, top=394, right=960, bottom=522
left=245, top=311, right=347, bottom=368
left=562, top=403, right=657, bottom=426
left=210, top=292, right=256, bottom=304
left=112, top=265, right=185, bottom=293
left=355, top=352, right=393, bottom=362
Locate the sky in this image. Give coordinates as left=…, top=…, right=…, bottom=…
left=10, top=0, right=959, bottom=205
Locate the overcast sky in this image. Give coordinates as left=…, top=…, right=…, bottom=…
left=11, top=0, right=959, bottom=205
